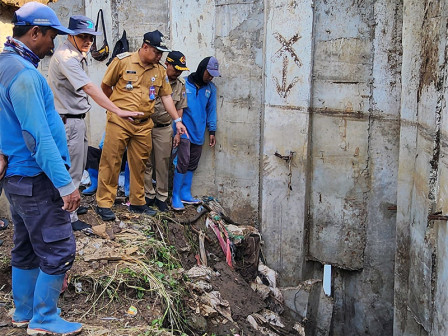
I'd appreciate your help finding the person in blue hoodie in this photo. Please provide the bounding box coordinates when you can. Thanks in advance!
[0,2,82,335]
[171,56,220,210]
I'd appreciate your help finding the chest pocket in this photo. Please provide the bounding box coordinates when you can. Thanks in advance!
[123,72,139,88]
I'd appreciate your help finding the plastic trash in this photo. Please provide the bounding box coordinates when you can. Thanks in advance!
[127,305,138,316]
[80,170,91,186]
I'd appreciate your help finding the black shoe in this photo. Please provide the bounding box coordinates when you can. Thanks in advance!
[129,204,157,216]
[155,198,169,212]
[96,206,116,221]
[77,206,88,215]
[145,197,155,206]
[71,220,91,231]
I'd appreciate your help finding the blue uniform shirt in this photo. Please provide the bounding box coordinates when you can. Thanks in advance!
[178,77,217,145]
[0,48,75,196]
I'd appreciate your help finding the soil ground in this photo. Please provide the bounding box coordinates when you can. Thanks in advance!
[0,191,299,336]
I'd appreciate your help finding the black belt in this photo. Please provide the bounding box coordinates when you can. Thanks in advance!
[153,122,171,128]
[64,113,86,119]
[132,117,149,124]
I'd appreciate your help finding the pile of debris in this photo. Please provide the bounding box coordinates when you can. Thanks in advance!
[0,197,305,335]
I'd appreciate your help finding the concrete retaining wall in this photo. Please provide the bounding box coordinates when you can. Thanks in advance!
[2,0,448,335]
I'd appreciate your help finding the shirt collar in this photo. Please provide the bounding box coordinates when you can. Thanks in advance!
[63,39,87,63]
[134,49,155,69]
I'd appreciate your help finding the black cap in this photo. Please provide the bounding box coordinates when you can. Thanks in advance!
[143,30,171,52]
[166,51,189,71]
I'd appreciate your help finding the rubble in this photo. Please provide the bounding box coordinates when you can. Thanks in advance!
[0,197,329,335]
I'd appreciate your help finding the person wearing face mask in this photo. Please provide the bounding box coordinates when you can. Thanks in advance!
[48,15,143,231]
[0,2,82,334]
[171,56,220,211]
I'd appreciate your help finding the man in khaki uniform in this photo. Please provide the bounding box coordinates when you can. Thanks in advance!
[49,15,142,230]
[144,51,189,212]
[96,30,187,221]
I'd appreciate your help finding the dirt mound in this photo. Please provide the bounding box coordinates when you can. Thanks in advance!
[0,196,301,335]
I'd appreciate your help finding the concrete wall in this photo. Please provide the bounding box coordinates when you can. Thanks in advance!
[395,0,448,335]
[309,1,401,335]
[4,0,448,335]
[260,0,314,284]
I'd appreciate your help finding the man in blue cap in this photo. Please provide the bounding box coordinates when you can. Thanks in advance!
[171,56,220,210]
[48,15,143,230]
[0,2,82,335]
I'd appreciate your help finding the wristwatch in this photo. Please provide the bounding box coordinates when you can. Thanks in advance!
[174,117,182,123]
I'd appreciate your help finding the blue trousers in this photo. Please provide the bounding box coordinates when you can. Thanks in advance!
[3,174,76,275]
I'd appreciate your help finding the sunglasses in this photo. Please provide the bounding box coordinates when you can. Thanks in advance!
[76,34,94,42]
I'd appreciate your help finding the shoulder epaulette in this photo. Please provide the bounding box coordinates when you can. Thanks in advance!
[178,76,185,84]
[116,52,131,59]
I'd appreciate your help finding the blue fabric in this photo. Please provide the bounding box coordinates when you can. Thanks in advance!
[176,77,217,145]
[4,38,39,68]
[28,271,82,334]
[99,132,105,149]
[0,50,74,195]
[13,2,73,35]
[4,174,76,275]
[124,162,130,197]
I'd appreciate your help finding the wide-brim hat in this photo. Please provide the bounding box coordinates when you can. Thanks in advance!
[13,2,73,35]
[69,15,102,36]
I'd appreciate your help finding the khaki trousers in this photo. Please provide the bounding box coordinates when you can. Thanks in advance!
[144,124,173,201]
[65,118,88,223]
[96,113,152,208]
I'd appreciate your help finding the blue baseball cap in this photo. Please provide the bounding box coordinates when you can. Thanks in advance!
[13,2,73,35]
[206,56,221,77]
[68,16,101,36]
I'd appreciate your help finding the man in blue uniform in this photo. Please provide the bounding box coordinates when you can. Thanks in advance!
[171,56,220,210]
[0,2,82,335]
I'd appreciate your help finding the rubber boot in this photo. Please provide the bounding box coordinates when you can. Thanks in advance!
[12,267,39,328]
[27,271,82,336]
[172,170,185,210]
[180,170,201,204]
[124,162,130,197]
[82,168,98,196]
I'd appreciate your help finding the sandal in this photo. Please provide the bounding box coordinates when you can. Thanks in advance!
[0,218,8,231]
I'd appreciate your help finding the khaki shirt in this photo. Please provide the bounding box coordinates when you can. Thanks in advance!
[48,39,91,115]
[151,76,188,125]
[102,51,172,119]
